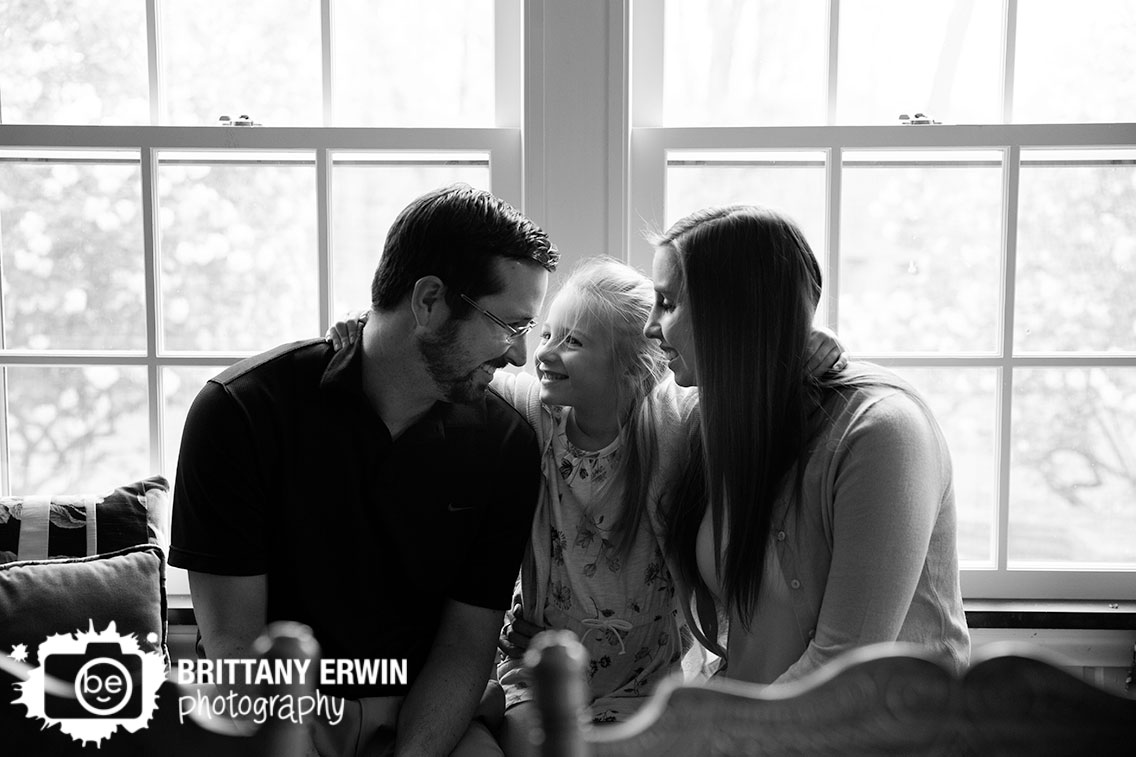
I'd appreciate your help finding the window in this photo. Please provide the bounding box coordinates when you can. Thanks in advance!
[2,0,1133,604]
[631,0,1136,599]
[0,0,520,594]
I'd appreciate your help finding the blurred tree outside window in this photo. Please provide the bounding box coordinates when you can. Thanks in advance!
[0,1,501,501]
[0,0,1133,598]
[653,0,1136,585]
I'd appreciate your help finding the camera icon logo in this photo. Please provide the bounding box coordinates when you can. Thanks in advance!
[10,622,165,746]
[43,642,143,718]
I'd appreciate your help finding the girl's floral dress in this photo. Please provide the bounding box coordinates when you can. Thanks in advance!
[505,406,683,723]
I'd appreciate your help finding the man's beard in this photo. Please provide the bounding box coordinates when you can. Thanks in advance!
[419,320,507,403]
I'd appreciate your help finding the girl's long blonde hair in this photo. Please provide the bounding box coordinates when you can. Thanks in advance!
[550,257,668,556]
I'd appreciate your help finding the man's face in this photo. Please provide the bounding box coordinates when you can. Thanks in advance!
[420,257,548,403]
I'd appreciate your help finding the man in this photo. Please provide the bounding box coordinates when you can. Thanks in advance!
[170,184,558,756]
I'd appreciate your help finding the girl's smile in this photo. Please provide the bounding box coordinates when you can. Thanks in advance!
[533,290,623,444]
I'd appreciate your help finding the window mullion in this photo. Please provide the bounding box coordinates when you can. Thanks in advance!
[495,0,522,128]
[0,208,6,492]
[826,0,840,125]
[608,0,631,260]
[631,0,664,128]
[0,212,6,351]
[322,0,334,126]
[490,129,524,212]
[628,0,664,265]
[996,143,1022,572]
[522,0,546,223]
[146,0,164,125]
[141,146,163,475]
[0,370,9,496]
[628,129,666,274]
[1002,0,1018,124]
[317,148,332,331]
[825,145,841,329]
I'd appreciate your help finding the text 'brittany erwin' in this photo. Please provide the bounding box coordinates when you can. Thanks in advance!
[173,657,409,687]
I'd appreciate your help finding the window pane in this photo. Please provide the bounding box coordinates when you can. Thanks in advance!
[665,151,826,245]
[0,152,146,350]
[1014,0,1136,123]
[334,0,495,127]
[0,0,149,125]
[665,151,830,320]
[5,366,149,493]
[889,367,998,565]
[158,153,318,352]
[1010,368,1136,566]
[840,151,1002,353]
[162,0,321,126]
[837,0,1002,125]
[162,366,220,479]
[331,157,490,317]
[663,0,827,126]
[1015,151,1136,353]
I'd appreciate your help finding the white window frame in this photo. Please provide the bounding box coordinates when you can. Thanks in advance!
[628,0,1136,600]
[0,0,524,595]
[4,0,1135,603]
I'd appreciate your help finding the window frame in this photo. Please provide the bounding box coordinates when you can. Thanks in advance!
[0,0,524,595]
[3,0,1135,603]
[629,0,1136,600]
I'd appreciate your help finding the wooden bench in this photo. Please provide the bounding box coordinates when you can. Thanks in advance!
[528,630,1136,756]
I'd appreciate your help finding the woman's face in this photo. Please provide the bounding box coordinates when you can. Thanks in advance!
[645,245,698,387]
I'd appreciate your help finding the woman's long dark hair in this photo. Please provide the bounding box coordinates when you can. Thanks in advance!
[652,206,824,650]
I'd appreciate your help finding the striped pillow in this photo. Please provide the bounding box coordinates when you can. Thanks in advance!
[0,476,169,565]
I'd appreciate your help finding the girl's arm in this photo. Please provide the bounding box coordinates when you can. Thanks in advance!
[805,327,849,377]
[324,311,368,350]
[497,603,549,660]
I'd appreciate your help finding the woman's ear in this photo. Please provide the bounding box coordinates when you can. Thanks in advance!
[409,276,448,329]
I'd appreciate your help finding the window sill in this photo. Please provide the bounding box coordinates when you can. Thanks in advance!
[167,595,1136,630]
[964,599,1136,630]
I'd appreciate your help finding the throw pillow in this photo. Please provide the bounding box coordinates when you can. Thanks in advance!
[0,543,167,666]
[0,476,169,565]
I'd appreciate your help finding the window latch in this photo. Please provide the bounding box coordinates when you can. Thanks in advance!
[899,112,941,125]
[217,114,261,127]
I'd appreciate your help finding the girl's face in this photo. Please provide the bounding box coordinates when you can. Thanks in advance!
[533,290,621,414]
[645,245,698,387]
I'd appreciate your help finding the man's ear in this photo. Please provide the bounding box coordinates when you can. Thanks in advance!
[409,276,448,328]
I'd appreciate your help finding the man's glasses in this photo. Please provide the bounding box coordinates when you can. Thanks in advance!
[459,294,537,344]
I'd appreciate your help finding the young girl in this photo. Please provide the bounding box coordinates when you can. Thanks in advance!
[328,256,845,754]
[491,258,696,742]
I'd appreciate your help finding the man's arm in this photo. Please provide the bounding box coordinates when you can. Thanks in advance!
[395,599,503,757]
[173,381,318,751]
[191,573,324,757]
[189,572,267,664]
[174,381,270,681]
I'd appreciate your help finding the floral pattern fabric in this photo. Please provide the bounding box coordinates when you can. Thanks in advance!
[504,406,682,722]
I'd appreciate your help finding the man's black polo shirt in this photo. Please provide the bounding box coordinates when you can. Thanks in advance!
[170,338,540,698]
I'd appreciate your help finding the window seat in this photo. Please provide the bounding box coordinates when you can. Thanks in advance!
[167,595,1136,629]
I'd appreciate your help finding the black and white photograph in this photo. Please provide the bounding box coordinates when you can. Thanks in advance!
[0,1,1134,755]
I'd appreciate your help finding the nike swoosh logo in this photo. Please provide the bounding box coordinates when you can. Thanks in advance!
[447,502,476,512]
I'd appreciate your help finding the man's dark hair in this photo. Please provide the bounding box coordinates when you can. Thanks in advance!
[371,184,558,316]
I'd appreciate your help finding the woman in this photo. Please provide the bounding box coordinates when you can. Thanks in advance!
[644,205,969,684]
